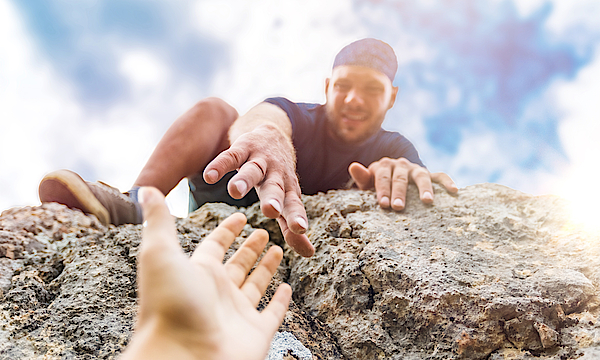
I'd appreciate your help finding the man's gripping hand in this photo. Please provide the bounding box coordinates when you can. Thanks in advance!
[203,123,315,257]
[121,187,292,360]
[349,157,458,210]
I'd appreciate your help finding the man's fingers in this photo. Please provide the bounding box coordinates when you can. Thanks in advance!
[228,159,268,199]
[203,146,250,184]
[390,166,409,211]
[240,245,284,306]
[410,166,435,204]
[192,212,247,262]
[260,283,292,336]
[431,172,459,194]
[374,166,393,208]
[257,177,286,219]
[348,162,373,190]
[277,217,314,257]
[139,187,181,258]
[281,188,308,234]
[224,229,269,287]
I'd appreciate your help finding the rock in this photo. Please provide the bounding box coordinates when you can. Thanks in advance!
[267,332,312,360]
[0,202,343,360]
[287,184,600,359]
[0,183,599,359]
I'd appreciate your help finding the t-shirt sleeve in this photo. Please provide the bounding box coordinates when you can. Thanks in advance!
[264,97,300,132]
[263,97,317,147]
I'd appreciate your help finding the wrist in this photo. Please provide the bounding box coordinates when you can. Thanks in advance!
[121,323,216,360]
[234,123,296,162]
[227,102,293,145]
[255,123,293,144]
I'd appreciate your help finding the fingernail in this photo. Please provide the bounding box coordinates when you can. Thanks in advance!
[393,198,404,208]
[423,191,433,201]
[381,196,390,207]
[206,170,218,183]
[296,217,308,230]
[269,199,282,213]
[235,180,247,195]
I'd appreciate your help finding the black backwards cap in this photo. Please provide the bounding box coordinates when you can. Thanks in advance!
[333,38,398,82]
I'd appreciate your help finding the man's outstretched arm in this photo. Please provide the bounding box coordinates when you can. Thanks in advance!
[120,187,291,360]
[349,158,458,211]
[203,102,315,257]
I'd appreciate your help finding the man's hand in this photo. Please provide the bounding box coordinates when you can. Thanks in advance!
[348,158,458,210]
[203,123,315,257]
[121,186,292,360]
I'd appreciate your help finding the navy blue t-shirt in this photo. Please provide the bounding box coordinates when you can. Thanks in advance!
[264,97,424,195]
[188,97,425,210]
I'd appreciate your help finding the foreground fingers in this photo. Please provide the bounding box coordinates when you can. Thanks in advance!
[225,229,270,287]
[241,245,284,306]
[260,283,292,335]
[139,187,181,259]
[192,212,247,262]
[137,187,185,328]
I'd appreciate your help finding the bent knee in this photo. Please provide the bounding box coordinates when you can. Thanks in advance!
[191,97,239,126]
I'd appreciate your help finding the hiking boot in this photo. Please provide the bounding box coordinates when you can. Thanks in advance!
[38,169,142,226]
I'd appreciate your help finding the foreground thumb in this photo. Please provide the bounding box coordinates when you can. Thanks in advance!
[138,187,179,254]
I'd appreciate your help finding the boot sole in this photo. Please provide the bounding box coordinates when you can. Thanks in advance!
[39,170,111,226]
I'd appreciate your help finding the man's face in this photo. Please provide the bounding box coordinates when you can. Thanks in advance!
[325,65,398,144]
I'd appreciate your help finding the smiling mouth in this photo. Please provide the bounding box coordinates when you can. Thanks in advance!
[342,113,367,122]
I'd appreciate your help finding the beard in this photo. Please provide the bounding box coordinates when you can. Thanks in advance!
[324,104,383,145]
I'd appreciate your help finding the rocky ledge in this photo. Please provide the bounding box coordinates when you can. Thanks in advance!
[1,184,599,359]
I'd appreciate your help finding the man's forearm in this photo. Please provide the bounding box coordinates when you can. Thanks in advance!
[228,102,293,144]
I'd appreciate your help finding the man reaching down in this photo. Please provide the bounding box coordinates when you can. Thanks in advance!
[39,38,457,257]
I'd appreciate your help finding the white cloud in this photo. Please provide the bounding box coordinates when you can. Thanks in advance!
[2,0,600,225]
[506,0,600,229]
[0,0,189,216]
[194,0,366,112]
[119,50,169,91]
[0,0,81,210]
[557,61,600,167]
[513,0,600,57]
[511,0,548,17]
[550,46,600,228]
[0,0,368,216]
[190,0,247,40]
[545,0,600,35]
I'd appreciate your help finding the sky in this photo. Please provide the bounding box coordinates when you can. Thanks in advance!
[1,0,599,227]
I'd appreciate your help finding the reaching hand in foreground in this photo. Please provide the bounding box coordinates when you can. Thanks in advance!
[349,158,458,211]
[121,186,292,360]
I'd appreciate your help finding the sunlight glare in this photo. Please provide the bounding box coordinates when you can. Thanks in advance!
[556,170,600,235]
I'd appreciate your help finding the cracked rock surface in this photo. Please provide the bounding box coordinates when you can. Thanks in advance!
[287,184,600,359]
[0,202,342,359]
[1,184,600,359]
